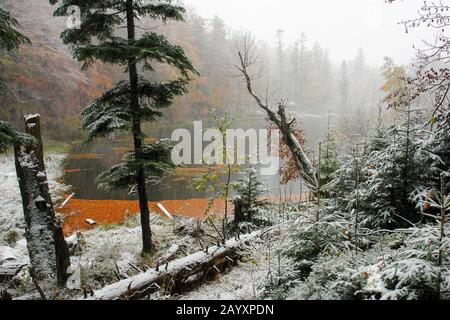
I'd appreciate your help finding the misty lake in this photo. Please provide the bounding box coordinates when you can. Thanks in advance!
[62,137,306,202]
[61,113,329,203]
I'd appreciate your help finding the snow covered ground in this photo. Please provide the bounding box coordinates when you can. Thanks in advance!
[0,153,276,300]
[176,262,263,300]
[0,153,71,296]
[0,153,69,268]
[0,153,69,244]
[64,216,268,297]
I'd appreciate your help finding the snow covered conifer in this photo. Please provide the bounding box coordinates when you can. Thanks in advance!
[319,128,339,198]
[50,0,197,254]
[420,110,450,196]
[232,166,270,224]
[0,120,35,153]
[380,180,449,300]
[361,107,428,228]
[0,7,30,96]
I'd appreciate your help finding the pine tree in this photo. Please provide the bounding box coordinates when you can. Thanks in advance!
[209,16,227,46]
[0,8,30,51]
[0,8,31,152]
[289,40,300,102]
[422,110,450,195]
[320,50,332,104]
[331,143,367,218]
[319,127,339,196]
[232,166,269,223]
[50,0,197,254]
[380,176,449,300]
[298,33,308,104]
[362,107,428,228]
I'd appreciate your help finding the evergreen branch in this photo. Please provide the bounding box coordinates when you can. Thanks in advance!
[0,8,31,51]
[80,78,187,143]
[134,3,185,21]
[0,120,36,153]
[74,32,198,77]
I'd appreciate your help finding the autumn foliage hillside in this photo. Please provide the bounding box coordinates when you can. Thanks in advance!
[0,0,124,139]
[0,0,253,140]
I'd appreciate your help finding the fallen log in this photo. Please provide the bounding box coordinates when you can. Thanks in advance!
[0,262,27,283]
[154,244,180,266]
[81,231,261,300]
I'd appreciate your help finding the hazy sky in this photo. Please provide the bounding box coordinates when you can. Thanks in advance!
[183,0,432,67]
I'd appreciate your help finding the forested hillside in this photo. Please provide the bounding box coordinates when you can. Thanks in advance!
[0,0,121,139]
[0,0,381,141]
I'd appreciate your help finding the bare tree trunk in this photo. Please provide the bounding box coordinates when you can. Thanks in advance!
[223,164,232,238]
[354,150,360,256]
[26,115,70,285]
[14,152,60,285]
[233,198,245,225]
[15,115,70,287]
[126,0,152,254]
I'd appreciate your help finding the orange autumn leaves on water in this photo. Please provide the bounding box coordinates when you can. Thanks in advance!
[58,198,230,236]
[68,154,105,160]
[58,192,312,236]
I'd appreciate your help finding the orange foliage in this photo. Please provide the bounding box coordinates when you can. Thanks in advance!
[267,120,306,185]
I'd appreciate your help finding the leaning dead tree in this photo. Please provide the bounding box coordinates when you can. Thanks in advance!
[234,32,318,192]
[14,114,70,287]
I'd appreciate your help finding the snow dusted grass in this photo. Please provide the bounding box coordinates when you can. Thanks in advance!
[0,153,69,245]
[65,215,216,294]
[0,150,269,299]
[176,262,263,300]
[83,231,262,300]
[0,152,70,296]
[69,216,177,275]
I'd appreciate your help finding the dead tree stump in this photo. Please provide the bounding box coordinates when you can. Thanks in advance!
[14,114,70,286]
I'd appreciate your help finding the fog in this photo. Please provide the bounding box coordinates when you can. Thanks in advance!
[183,0,431,66]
